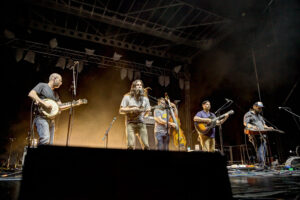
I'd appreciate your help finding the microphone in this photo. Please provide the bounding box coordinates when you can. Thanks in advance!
[278,107,290,110]
[225,98,233,102]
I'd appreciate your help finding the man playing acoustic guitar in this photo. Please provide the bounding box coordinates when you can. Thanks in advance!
[194,100,229,152]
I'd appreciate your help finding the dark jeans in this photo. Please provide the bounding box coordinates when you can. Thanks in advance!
[156,132,169,151]
[249,134,267,166]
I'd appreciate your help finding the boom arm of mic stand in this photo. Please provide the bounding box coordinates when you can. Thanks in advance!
[281,107,300,119]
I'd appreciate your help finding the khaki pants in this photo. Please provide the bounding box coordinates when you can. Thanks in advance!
[126,122,149,149]
[198,133,215,152]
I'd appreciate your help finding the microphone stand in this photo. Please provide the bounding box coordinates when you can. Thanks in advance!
[102,117,117,148]
[280,107,300,119]
[280,107,300,133]
[148,94,176,150]
[214,100,232,155]
[66,62,78,146]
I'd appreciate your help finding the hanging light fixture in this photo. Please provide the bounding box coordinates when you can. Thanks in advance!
[145,60,153,68]
[127,69,134,81]
[120,68,127,80]
[24,51,35,64]
[15,48,24,62]
[56,57,66,69]
[113,52,122,61]
[49,38,58,49]
[173,65,182,73]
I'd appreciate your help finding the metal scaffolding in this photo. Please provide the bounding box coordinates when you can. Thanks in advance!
[26,0,232,63]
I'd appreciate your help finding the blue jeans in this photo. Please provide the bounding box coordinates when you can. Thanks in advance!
[249,134,267,166]
[257,136,267,165]
[156,132,169,151]
[35,116,55,145]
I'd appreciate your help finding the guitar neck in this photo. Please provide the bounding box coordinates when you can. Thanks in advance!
[60,101,80,108]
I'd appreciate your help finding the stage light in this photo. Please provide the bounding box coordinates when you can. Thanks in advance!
[159,76,170,87]
[134,71,141,80]
[4,29,15,39]
[120,68,127,80]
[159,76,164,86]
[179,78,184,90]
[15,48,24,62]
[164,76,170,87]
[66,59,74,69]
[85,48,95,55]
[185,80,190,90]
[113,52,122,61]
[145,60,153,68]
[128,69,133,81]
[173,65,182,73]
[78,61,84,73]
[49,38,58,49]
[24,51,35,64]
[56,57,66,69]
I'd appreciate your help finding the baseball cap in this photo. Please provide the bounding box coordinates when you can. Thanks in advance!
[254,101,264,107]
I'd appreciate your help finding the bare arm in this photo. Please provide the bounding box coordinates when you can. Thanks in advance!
[119,107,139,114]
[193,116,211,123]
[154,116,167,125]
[154,116,176,128]
[217,114,229,126]
[28,90,51,108]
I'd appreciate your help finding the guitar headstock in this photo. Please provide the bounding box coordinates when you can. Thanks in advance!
[164,93,170,101]
[77,99,88,105]
[228,110,234,115]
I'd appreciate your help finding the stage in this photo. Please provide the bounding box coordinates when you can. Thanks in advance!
[1,148,300,200]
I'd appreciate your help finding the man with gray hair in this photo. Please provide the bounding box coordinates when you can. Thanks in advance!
[28,73,69,145]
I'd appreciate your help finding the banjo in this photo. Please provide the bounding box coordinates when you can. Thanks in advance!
[37,98,87,119]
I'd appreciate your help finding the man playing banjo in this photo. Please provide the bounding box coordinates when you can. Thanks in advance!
[28,73,85,145]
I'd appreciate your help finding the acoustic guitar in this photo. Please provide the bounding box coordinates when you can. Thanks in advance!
[195,110,234,135]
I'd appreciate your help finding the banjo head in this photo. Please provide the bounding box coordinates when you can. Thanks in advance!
[42,99,59,118]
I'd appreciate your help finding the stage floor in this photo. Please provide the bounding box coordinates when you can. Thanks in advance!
[1,169,300,200]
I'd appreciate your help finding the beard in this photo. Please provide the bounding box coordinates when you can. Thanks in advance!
[135,88,144,97]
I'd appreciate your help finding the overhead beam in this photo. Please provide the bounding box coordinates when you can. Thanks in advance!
[29,20,191,63]
[29,0,212,49]
[10,39,185,77]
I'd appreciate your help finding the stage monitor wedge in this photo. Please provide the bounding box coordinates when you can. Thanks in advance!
[19,146,233,200]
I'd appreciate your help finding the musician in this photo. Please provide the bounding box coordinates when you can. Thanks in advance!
[193,100,229,152]
[153,98,177,151]
[119,80,151,150]
[243,101,274,167]
[28,73,70,145]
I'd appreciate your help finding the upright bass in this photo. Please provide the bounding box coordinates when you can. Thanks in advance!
[165,93,186,149]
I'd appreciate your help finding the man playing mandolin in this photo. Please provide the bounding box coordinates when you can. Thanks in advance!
[194,100,229,152]
[119,80,151,150]
[28,73,71,145]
